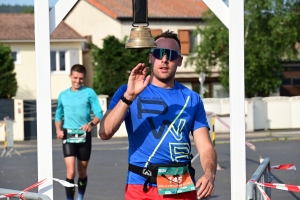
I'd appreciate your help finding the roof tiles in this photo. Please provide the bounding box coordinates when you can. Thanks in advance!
[0,14,84,40]
[87,0,208,19]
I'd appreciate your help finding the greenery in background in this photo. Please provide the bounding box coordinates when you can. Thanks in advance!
[0,4,34,13]
[186,0,300,97]
[91,36,150,96]
[0,45,18,98]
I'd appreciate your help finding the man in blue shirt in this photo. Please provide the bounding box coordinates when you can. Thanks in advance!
[99,31,217,200]
[55,64,103,200]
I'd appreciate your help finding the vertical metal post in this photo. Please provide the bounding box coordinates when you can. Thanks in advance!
[202,0,245,198]
[199,72,206,98]
[34,0,53,198]
[212,115,216,146]
[229,0,245,198]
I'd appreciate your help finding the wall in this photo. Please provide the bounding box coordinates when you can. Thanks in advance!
[64,3,209,81]
[262,96,300,129]
[4,42,83,100]
[3,96,300,141]
[64,0,122,48]
[8,43,37,99]
[50,42,83,99]
[203,96,300,132]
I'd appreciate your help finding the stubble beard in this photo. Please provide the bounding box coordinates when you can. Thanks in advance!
[152,69,176,85]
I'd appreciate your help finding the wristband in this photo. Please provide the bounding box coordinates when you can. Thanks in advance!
[120,95,133,105]
[88,121,95,127]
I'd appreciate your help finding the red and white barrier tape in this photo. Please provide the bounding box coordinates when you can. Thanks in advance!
[271,164,296,170]
[0,178,46,199]
[0,178,77,199]
[245,141,256,151]
[256,182,300,193]
[256,184,271,200]
[214,115,230,130]
[214,114,258,152]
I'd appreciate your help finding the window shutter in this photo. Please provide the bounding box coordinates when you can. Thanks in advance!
[151,29,162,38]
[178,30,190,55]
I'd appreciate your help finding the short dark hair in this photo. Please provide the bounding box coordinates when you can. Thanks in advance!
[70,64,86,76]
[154,30,181,50]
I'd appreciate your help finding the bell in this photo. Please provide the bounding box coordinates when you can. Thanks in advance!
[125,26,157,49]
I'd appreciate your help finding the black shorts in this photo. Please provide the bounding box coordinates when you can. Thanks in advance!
[62,129,92,161]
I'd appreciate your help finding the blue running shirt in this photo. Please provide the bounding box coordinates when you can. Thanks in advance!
[55,86,103,129]
[109,81,209,185]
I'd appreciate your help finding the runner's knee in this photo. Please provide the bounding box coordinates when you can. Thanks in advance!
[77,167,87,178]
[66,170,76,179]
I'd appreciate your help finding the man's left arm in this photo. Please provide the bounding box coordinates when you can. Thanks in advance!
[193,127,217,199]
[82,90,103,132]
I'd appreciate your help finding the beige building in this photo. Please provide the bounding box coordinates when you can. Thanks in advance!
[64,0,227,98]
[0,13,87,100]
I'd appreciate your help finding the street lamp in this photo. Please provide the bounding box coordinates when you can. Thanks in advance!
[199,72,206,98]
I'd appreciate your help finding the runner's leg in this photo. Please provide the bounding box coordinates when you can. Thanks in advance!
[65,156,76,200]
[77,160,89,200]
[76,131,91,200]
[63,142,77,200]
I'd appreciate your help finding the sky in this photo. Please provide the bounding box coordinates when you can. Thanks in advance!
[0,0,59,7]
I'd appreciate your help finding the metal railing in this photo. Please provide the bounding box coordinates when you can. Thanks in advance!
[0,188,50,200]
[246,157,272,200]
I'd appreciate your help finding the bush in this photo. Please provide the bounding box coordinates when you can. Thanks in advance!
[0,45,17,98]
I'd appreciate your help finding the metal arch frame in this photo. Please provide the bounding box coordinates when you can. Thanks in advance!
[34,0,78,199]
[34,0,245,199]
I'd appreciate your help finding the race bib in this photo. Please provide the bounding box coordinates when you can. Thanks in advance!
[65,129,86,143]
[156,165,195,195]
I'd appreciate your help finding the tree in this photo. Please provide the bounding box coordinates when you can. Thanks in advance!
[185,0,300,97]
[0,45,17,98]
[91,36,149,96]
[21,7,34,13]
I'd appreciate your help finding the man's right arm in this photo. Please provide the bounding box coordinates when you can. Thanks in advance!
[98,92,134,140]
[55,121,64,139]
[55,94,64,139]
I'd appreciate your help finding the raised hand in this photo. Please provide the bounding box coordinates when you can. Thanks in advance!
[124,63,150,100]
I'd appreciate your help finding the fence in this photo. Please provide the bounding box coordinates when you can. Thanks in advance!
[1,118,20,157]
[203,96,300,132]
[0,188,50,200]
[246,157,272,200]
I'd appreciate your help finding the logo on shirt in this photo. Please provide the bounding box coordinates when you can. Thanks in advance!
[142,169,152,176]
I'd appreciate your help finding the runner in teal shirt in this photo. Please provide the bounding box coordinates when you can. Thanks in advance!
[55,64,103,200]
[55,86,103,129]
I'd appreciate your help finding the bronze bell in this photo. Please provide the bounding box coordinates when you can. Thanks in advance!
[125,26,157,49]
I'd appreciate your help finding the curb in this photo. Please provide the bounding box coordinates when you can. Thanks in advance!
[215,137,300,144]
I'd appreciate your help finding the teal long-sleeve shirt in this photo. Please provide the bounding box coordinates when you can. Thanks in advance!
[55,86,103,129]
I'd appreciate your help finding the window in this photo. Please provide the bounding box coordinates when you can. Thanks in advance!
[189,30,197,52]
[282,78,291,86]
[50,51,56,71]
[212,83,229,98]
[293,78,300,86]
[11,50,21,64]
[50,49,79,73]
[11,52,17,61]
[50,50,66,72]
[178,30,198,55]
[151,29,162,38]
[59,51,65,71]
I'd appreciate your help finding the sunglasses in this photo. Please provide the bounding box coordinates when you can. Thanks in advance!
[150,48,181,61]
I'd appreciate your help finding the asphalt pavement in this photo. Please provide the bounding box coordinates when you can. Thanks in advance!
[0,129,299,200]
